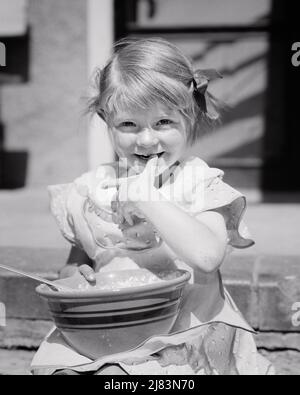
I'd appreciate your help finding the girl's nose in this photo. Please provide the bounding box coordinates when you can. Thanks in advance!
[136,128,159,148]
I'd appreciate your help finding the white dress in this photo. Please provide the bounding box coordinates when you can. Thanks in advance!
[31,156,274,375]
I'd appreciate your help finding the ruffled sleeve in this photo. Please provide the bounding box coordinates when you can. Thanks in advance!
[170,157,255,250]
[208,193,255,249]
[47,171,97,255]
[197,162,254,249]
[47,183,79,247]
[47,167,119,261]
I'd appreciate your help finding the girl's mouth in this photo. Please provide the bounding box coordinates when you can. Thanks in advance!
[134,152,165,162]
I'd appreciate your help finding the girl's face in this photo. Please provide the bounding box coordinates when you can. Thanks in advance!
[108,103,189,174]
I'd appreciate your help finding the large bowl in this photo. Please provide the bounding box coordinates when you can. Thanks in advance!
[36,269,191,359]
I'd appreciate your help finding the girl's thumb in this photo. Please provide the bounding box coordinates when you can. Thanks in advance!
[144,156,159,179]
[79,264,96,284]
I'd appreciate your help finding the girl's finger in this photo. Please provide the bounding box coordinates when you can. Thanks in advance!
[102,179,121,189]
[124,210,134,226]
[134,210,146,219]
[112,212,120,224]
[79,264,96,283]
[102,175,139,190]
[143,156,159,181]
[117,211,126,225]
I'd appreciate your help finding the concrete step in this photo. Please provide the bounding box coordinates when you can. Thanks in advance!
[0,349,35,376]
[0,349,299,375]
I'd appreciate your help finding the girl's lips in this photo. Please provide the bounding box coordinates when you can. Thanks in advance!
[134,152,165,161]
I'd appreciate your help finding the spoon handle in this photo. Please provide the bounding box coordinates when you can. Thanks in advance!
[0,263,72,291]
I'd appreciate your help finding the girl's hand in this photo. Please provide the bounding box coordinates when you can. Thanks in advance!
[107,157,160,226]
[104,157,160,204]
[59,264,96,284]
[111,192,146,227]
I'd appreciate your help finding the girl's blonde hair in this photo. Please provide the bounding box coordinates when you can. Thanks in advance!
[88,37,221,144]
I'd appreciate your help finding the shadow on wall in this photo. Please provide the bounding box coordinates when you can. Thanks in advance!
[189,1,300,197]
[185,25,268,191]
[0,30,30,189]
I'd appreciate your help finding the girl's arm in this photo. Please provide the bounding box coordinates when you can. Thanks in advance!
[104,158,228,273]
[136,197,228,274]
[59,246,96,282]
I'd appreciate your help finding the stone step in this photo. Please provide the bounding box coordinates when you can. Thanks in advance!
[0,247,67,349]
[0,348,299,375]
[0,350,35,376]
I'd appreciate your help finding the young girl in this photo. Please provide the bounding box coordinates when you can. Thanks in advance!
[32,38,274,375]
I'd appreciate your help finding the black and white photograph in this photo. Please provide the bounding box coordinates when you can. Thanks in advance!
[0,0,300,377]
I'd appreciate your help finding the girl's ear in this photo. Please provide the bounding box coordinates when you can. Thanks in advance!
[97,109,106,122]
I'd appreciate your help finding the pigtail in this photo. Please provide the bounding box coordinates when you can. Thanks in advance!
[85,67,111,123]
[86,67,103,115]
[192,69,223,120]
[189,69,228,142]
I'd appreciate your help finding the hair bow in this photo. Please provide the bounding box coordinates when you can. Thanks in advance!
[192,69,223,117]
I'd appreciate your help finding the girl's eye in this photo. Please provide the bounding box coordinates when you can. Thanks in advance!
[157,119,173,126]
[120,121,137,128]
